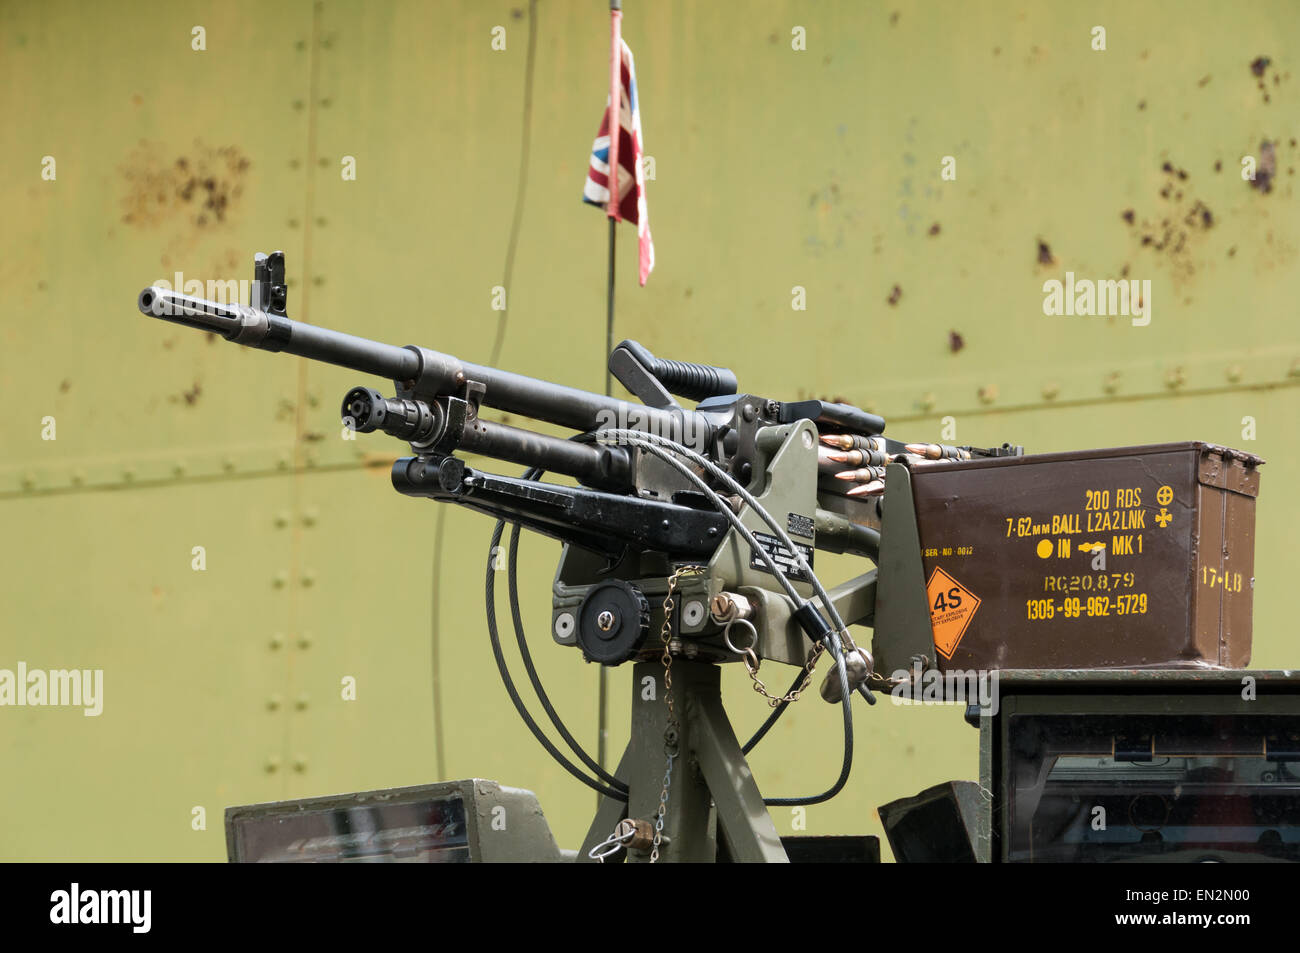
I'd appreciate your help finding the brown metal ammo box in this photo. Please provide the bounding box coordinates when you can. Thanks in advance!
[906,442,1262,671]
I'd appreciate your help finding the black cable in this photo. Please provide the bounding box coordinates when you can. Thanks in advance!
[507,516,628,792]
[430,506,448,779]
[485,517,628,801]
[433,0,539,780]
[763,633,855,806]
[742,669,807,755]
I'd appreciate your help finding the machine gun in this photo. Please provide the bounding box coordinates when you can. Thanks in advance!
[138,251,1281,864]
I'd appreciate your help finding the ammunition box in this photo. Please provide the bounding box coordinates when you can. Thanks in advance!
[907,442,1262,671]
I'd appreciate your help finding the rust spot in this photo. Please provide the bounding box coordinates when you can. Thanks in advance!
[1250,140,1276,193]
[1121,209,1135,224]
[1120,264,1130,278]
[1036,240,1055,265]
[928,222,941,236]
[886,284,902,306]
[131,93,143,106]
[948,331,964,353]
[1197,74,1211,87]
[302,431,326,442]
[182,382,202,405]
[119,140,250,231]
[1250,56,1270,77]
[59,379,71,393]
[1137,100,1146,110]
[1214,160,1222,172]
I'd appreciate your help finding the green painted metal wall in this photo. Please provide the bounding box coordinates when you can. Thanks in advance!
[1,0,1296,860]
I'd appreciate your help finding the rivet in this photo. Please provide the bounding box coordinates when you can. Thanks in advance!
[273,511,290,528]
[70,470,85,486]
[171,462,186,477]
[21,472,36,490]
[317,157,329,168]
[297,633,313,650]
[277,455,290,470]
[306,392,320,408]
[222,457,236,472]
[292,99,304,111]
[272,571,289,589]
[266,694,282,711]
[265,756,281,773]
[312,275,325,287]
[300,571,316,588]
[1288,358,1300,378]
[289,158,301,169]
[287,218,300,229]
[301,506,319,527]
[315,217,328,228]
[268,634,284,650]
[918,392,936,411]
[121,467,135,482]
[295,694,310,711]
[1103,372,1121,394]
[292,757,308,773]
[1226,364,1243,383]
[319,98,332,109]
[977,384,998,404]
[1041,383,1059,400]
[1165,367,1185,389]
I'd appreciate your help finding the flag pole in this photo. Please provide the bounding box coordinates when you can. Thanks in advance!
[598,0,623,783]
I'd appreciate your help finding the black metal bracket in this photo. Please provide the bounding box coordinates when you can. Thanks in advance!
[392,456,729,560]
[252,251,288,316]
[870,463,937,679]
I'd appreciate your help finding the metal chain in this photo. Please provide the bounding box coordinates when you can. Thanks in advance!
[650,565,702,863]
[728,620,827,708]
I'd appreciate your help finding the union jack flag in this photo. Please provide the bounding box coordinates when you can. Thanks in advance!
[583,38,655,285]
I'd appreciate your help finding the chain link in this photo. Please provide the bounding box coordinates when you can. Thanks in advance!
[649,565,702,864]
[737,634,826,707]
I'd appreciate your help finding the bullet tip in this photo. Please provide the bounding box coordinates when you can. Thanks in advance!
[847,480,886,497]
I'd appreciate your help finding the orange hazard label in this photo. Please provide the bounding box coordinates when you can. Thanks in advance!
[926,567,981,659]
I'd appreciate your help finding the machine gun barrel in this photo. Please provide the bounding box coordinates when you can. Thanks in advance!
[137,286,709,438]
